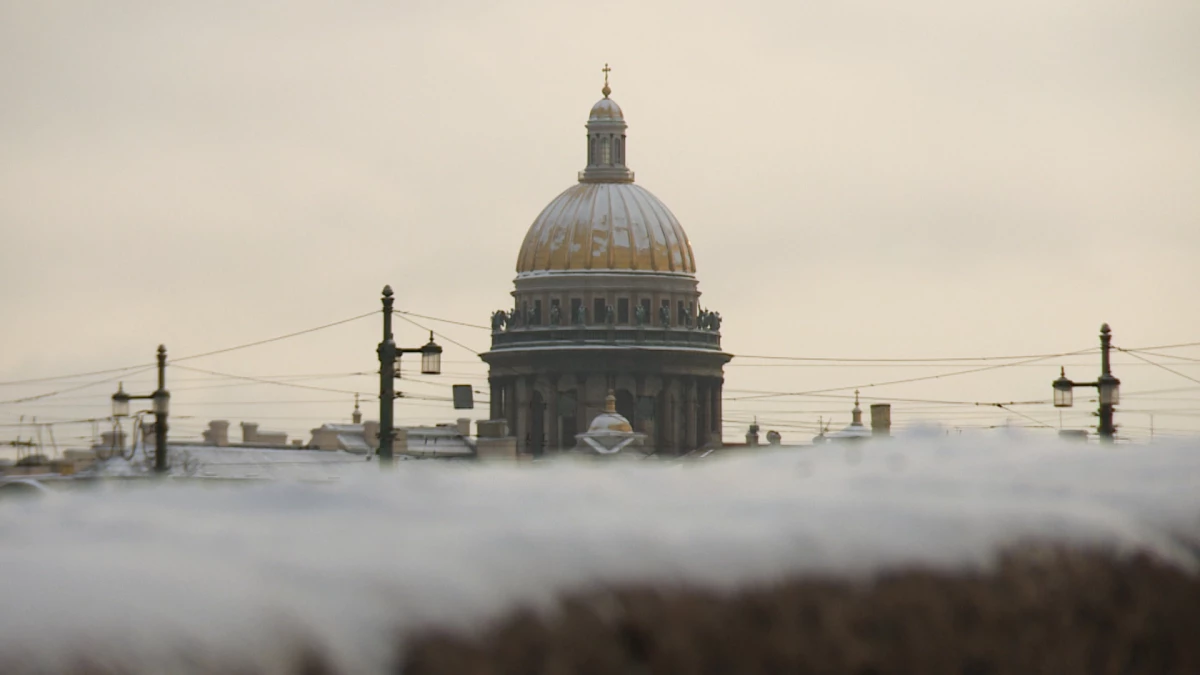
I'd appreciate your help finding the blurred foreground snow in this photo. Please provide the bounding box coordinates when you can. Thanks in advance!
[1,434,1198,674]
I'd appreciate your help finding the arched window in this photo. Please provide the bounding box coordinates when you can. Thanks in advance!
[600,137,611,165]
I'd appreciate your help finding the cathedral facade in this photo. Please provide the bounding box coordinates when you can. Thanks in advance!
[481,76,731,455]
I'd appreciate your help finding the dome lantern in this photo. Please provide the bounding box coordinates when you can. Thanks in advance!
[580,63,634,184]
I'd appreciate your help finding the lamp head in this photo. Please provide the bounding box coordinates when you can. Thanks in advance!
[420,331,443,375]
[111,383,131,418]
[1098,373,1120,406]
[1052,367,1074,408]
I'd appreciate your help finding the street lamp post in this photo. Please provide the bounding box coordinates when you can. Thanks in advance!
[111,345,171,472]
[1052,323,1121,443]
[377,285,442,466]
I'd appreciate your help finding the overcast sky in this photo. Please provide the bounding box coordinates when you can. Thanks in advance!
[2,0,1198,447]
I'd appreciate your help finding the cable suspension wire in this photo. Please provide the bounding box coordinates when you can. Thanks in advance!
[730,348,1097,363]
[1121,340,1200,352]
[726,349,1094,402]
[0,366,158,406]
[1122,349,1200,364]
[171,310,376,363]
[0,363,155,387]
[1116,348,1200,387]
[171,364,373,397]
[395,310,489,331]
[171,365,452,403]
[392,311,481,355]
[993,403,1054,429]
[723,389,1049,407]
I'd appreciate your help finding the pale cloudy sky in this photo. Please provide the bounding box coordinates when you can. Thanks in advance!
[2,0,1198,446]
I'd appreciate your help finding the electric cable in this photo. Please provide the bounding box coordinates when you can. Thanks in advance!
[392,311,481,355]
[0,366,158,406]
[726,348,1094,402]
[171,311,376,363]
[395,310,489,331]
[1117,348,1200,387]
[171,364,373,397]
[731,348,1098,363]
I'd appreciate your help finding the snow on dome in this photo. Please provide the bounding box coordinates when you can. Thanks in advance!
[514,76,697,276]
[588,392,634,433]
[515,182,696,275]
[589,97,624,122]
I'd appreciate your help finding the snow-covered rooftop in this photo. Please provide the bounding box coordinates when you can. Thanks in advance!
[0,433,1197,673]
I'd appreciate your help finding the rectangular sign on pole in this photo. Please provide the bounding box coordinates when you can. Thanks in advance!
[452,384,474,410]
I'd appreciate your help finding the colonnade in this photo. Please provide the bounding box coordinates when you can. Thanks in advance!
[489,371,724,456]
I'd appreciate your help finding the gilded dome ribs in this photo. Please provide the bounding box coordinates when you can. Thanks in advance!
[512,90,697,278]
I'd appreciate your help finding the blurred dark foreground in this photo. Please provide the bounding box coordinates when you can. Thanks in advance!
[404,546,1200,675]
[21,545,1200,675]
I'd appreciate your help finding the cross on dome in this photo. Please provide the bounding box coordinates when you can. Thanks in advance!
[601,63,612,97]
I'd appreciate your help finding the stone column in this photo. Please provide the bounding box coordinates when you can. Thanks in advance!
[489,378,502,420]
[575,373,587,433]
[514,377,531,454]
[546,375,560,451]
[710,374,720,444]
[506,380,518,438]
[684,377,698,451]
[657,375,671,452]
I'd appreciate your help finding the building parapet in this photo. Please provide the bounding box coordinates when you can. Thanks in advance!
[489,325,722,351]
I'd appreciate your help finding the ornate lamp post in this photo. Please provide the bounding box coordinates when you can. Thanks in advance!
[1052,323,1121,443]
[111,345,171,472]
[377,285,442,466]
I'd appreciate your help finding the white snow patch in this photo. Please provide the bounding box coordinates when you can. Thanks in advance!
[1,435,1198,673]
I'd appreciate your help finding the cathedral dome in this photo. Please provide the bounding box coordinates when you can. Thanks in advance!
[515,182,696,276]
[589,97,624,121]
[515,74,696,277]
[587,392,634,433]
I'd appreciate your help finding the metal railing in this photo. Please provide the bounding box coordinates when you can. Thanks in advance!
[489,324,722,351]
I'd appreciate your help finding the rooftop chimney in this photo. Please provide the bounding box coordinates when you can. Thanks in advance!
[870,404,891,437]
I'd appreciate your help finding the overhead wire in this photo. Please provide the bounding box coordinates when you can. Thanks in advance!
[171,310,376,362]
[171,364,373,397]
[731,348,1099,363]
[1117,348,1200,387]
[394,310,489,331]
[393,311,481,355]
[0,366,158,406]
[726,348,1094,402]
[0,363,155,387]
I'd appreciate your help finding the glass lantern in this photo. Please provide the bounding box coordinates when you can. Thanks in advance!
[111,383,131,418]
[420,332,443,375]
[153,389,171,416]
[1052,368,1074,408]
[1098,374,1120,406]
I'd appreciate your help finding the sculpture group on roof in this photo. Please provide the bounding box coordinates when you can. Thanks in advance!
[491,304,722,332]
[697,307,721,331]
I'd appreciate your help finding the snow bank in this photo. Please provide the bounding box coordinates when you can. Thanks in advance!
[1,434,1197,674]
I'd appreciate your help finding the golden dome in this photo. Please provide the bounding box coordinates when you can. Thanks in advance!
[589,97,624,121]
[587,391,634,433]
[515,182,696,275]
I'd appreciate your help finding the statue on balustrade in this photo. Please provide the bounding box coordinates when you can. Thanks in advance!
[490,310,508,332]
